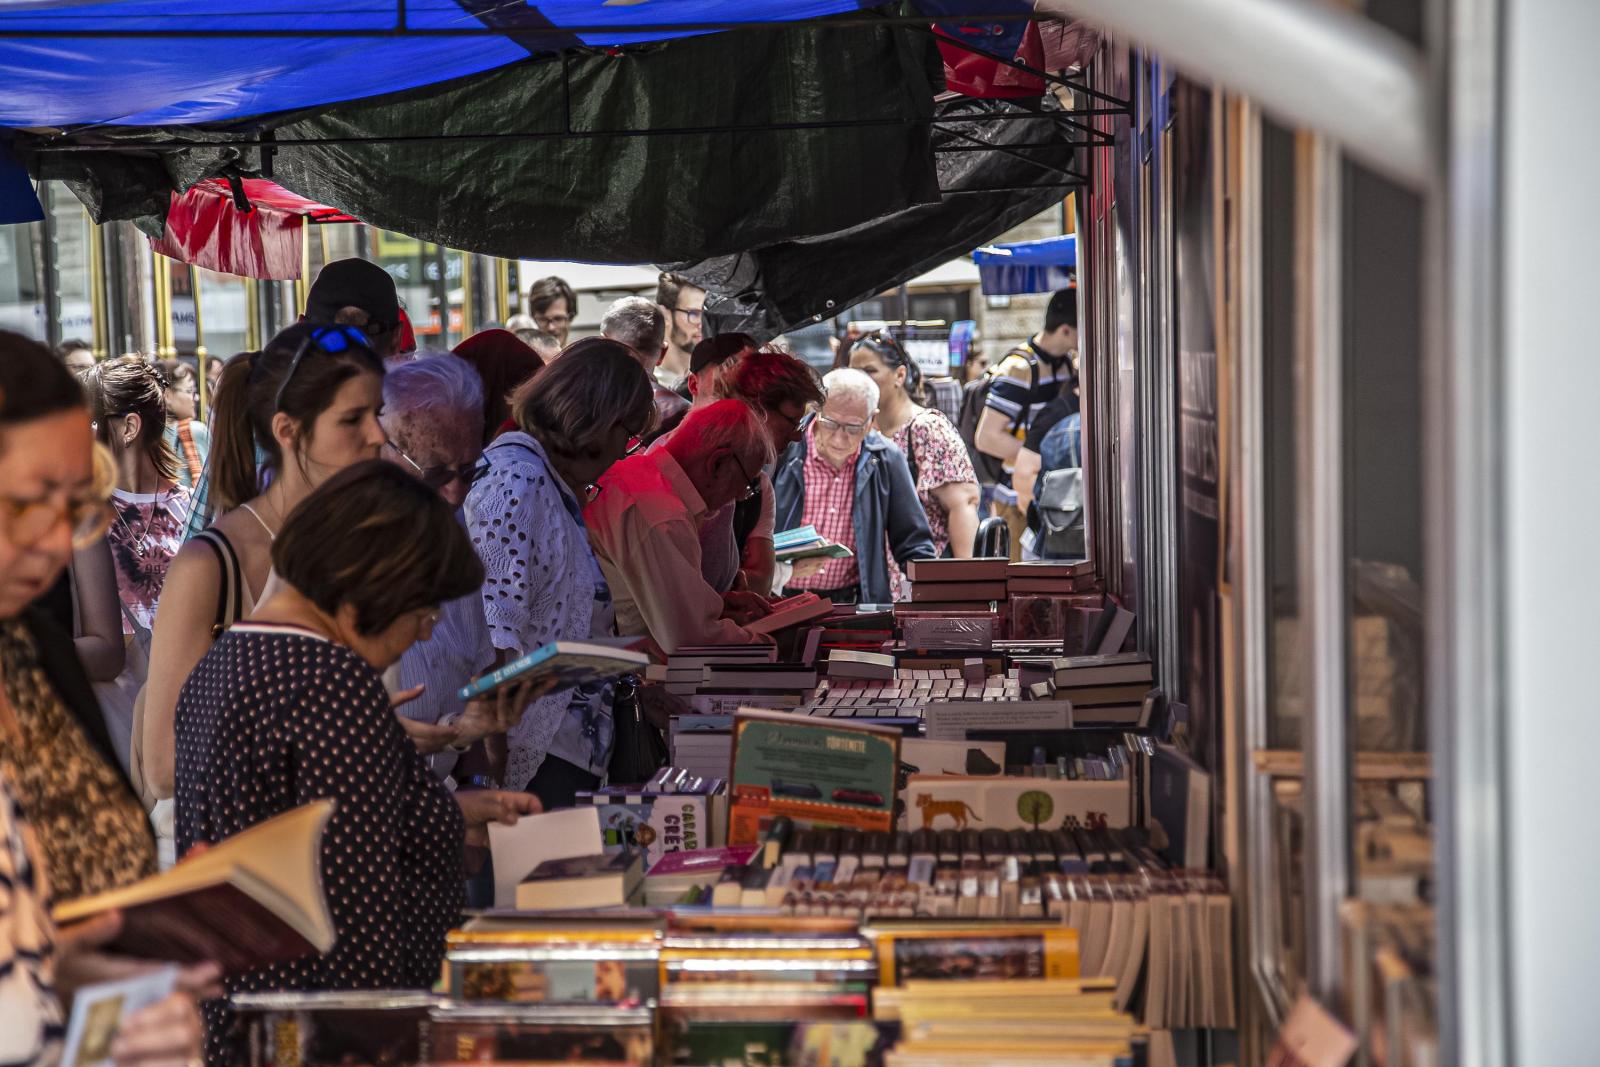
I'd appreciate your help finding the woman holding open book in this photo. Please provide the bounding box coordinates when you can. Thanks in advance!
[0,331,204,1067]
[463,341,656,808]
[174,461,541,1065]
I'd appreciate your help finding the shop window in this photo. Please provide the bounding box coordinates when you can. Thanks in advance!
[368,230,469,348]
[45,189,94,346]
[0,219,45,339]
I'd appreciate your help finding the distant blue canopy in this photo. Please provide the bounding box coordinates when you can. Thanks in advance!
[0,0,881,126]
[973,233,1076,295]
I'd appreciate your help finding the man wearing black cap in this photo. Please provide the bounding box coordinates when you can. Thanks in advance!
[303,258,405,358]
[686,333,757,409]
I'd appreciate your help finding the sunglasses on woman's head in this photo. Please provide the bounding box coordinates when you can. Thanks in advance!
[274,325,376,411]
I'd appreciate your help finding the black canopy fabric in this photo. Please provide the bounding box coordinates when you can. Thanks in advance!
[29,22,946,263]
[668,96,1082,339]
[21,16,1091,330]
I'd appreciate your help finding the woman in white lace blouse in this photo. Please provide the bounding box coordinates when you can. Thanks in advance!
[463,339,656,807]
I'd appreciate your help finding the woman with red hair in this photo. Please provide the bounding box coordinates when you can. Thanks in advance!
[453,329,546,446]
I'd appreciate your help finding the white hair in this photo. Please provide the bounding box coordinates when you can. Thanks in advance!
[667,397,775,472]
[600,296,666,358]
[822,366,880,415]
[381,353,485,441]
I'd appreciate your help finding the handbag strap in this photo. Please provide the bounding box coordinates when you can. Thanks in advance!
[192,528,245,639]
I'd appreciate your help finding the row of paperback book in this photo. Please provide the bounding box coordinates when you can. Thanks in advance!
[228,910,1166,1066]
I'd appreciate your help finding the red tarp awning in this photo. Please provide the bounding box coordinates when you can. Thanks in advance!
[152,178,358,280]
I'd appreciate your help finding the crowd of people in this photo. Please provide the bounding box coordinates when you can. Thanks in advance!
[0,258,1080,1066]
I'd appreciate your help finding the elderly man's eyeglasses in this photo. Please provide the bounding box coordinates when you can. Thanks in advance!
[0,490,113,550]
[389,441,486,492]
[730,451,761,500]
[275,325,375,412]
[815,413,868,438]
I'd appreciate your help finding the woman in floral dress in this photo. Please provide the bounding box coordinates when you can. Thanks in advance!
[847,332,981,598]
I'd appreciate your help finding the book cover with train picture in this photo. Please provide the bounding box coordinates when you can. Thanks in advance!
[727,709,901,845]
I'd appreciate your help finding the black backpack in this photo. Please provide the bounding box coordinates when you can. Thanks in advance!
[956,345,1039,486]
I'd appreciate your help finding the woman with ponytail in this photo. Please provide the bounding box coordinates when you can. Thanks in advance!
[847,332,981,593]
[142,325,387,811]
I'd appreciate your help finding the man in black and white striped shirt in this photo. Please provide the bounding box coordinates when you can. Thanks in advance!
[972,289,1079,559]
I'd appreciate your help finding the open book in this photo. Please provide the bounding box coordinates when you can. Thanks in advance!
[744,592,835,635]
[773,525,854,563]
[456,638,650,701]
[53,801,335,974]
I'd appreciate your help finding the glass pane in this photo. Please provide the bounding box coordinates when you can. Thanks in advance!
[47,192,94,346]
[1261,119,1302,752]
[1257,117,1305,994]
[0,220,46,339]
[168,258,198,358]
[367,230,464,349]
[195,267,249,362]
[1341,158,1434,1059]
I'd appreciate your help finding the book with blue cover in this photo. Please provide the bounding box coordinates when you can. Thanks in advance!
[456,639,650,701]
[773,525,822,550]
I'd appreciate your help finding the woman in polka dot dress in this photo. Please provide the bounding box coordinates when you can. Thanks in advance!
[174,462,541,1064]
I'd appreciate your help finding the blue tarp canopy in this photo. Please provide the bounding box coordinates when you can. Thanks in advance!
[973,232,1076,294]
[0,1,880,127]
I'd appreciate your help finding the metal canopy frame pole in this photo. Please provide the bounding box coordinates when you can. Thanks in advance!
[1035,0,1431,190]
[921,24,1133,118]
[30,112,1113,154]
[1427,0,1509,1060]
[1294,128,1348,1007]
[0,9,1048,38]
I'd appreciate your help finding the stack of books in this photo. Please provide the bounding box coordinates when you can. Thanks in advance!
[231,991,442,1067]
[1006,559,1099,596]
[668,716,736,781]
[437,912,663,1061]
[658,915,878,1065]
[1004,561,1102,646]
[823,649,897,682]
[875,977,1141,1065]
[1052,652,1155,726]
[646,645,777,696]
[643,844,758,907]
[903,558,1010,610]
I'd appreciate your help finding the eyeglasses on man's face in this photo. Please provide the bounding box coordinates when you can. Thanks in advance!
[669,306,704,325]
[535,312,571,330]
[815,413,869,438]
[729,450,761,500]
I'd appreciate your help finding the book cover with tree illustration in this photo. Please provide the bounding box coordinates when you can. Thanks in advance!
[900,777,1130,832]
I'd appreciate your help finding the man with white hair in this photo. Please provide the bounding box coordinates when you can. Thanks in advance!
[601,295,690,441]
[773,367,935,604]
[380,355,514,771]
[585,399,776,653]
